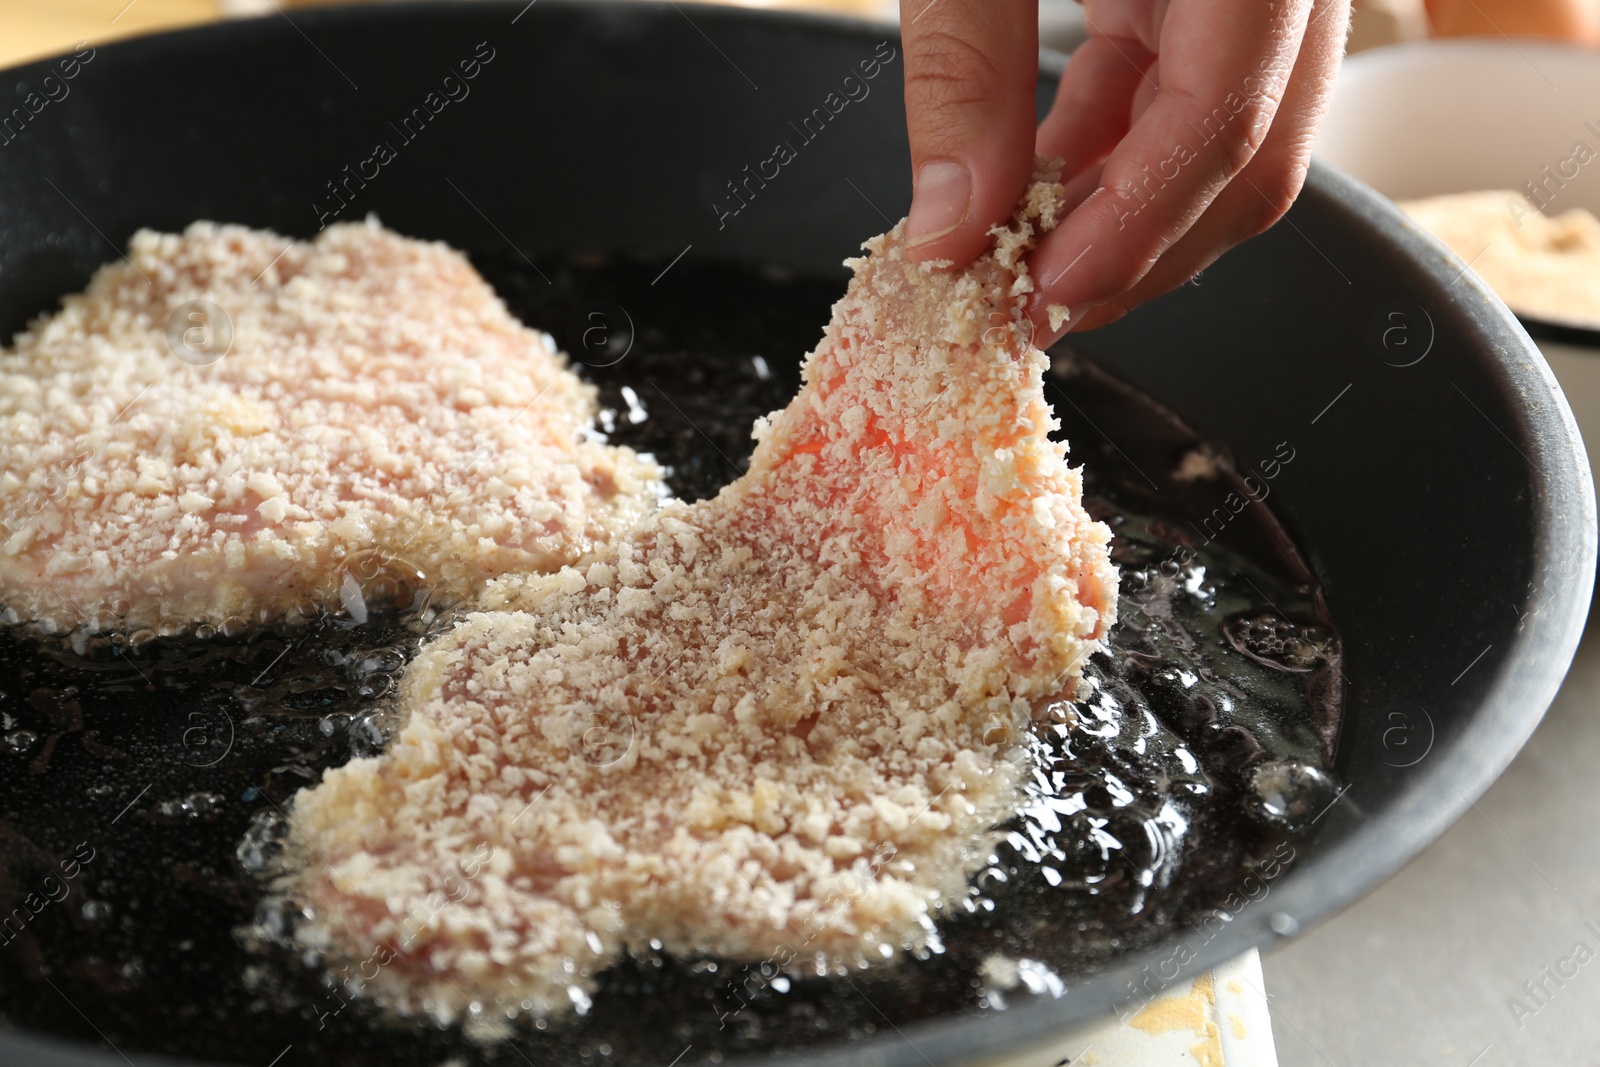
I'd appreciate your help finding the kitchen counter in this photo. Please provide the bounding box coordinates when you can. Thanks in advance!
[1265,618,1600,1065]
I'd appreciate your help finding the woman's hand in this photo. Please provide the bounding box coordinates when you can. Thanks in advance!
[900,0,1352,345]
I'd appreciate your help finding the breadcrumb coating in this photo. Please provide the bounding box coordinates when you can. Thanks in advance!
[286,163,1118,1023]
[0,219,660,633]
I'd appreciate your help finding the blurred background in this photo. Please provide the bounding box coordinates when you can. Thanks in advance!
[11,0,1599,70]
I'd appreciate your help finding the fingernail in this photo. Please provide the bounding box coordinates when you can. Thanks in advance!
[906,161,971,248]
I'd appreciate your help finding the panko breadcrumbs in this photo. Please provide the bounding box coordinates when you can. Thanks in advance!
[285,162,1119,1024]
[1400,190,1600,326]
[0,219,660,634]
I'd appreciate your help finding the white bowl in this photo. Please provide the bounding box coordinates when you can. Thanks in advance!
[1317,39,1600,475]
[1318,39,1600,214]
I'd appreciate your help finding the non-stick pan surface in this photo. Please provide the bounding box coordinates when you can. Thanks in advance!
[0,4,1593,1065]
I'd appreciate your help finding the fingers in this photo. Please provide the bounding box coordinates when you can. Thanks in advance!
[1057,0,1351,336]
[1025,0,1322,339]
[899,0,1040,267]
[1033,34,1154,181]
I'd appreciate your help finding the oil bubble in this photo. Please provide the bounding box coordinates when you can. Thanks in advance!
[1244,759,1341,833]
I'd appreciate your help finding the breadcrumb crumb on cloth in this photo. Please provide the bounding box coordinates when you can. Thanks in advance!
[285,161,1119,1023]
[0,220,660,634]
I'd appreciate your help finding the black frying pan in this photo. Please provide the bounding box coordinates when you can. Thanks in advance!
[0,3,1593,1065]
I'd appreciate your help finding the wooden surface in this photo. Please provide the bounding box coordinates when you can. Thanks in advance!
[0,0,224,68]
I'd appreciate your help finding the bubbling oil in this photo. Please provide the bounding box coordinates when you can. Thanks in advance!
[0,256,1342,1065]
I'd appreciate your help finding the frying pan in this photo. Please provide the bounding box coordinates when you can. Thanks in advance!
[0,3,1592,1064]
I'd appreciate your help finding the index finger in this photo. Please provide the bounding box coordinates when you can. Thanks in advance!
[1026,0,1315,325]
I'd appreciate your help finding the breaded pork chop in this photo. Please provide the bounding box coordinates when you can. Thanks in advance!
[285,163,1118,1023]
[0,220,659,634]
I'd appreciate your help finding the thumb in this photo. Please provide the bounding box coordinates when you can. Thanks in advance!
[900,0,1040,267]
